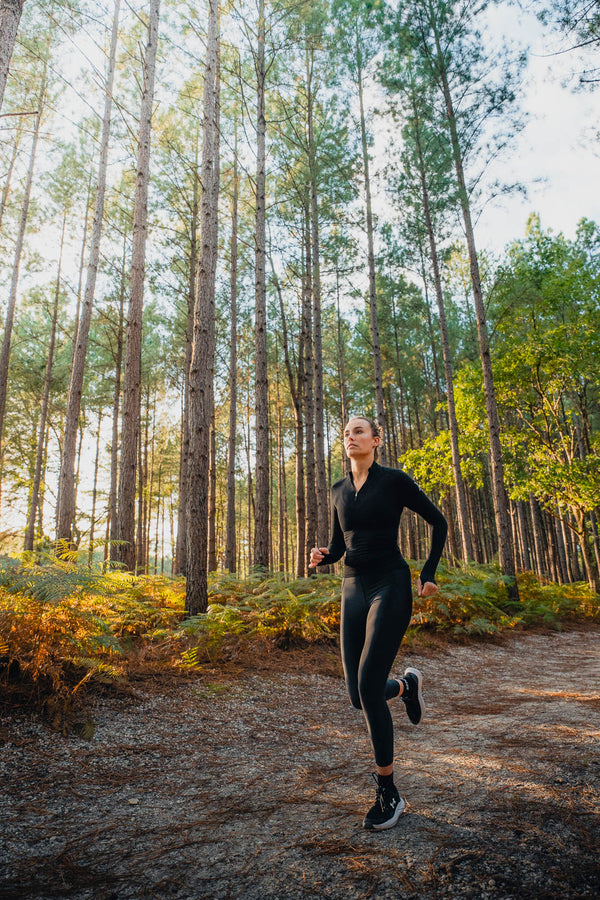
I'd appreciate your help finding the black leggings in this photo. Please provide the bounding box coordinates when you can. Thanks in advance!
[340,567,413,768]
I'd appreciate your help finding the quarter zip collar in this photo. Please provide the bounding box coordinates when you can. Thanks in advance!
[349,460,379,497]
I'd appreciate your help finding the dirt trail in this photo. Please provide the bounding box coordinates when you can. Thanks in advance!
[1,629,599,899]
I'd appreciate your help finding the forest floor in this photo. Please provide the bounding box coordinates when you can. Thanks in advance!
[1,628,599,900]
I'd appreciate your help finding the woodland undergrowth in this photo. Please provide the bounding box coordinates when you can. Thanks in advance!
[0,552,597,731]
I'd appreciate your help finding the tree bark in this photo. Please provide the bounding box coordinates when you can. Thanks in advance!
[302,209,317,567]
[115,0,160,571]
[88,407,103,566]
[185,0,220,615]
[24,214,65,552]
[0,0,25,112]
[105,237,127,563]
[411,102,473,561]
[0,116,22,230]
[432,27,517,596]
[0,61,45,486]
[306,43,329,557]
[273,263,306,577]
[56,0,121,545]
[174,118,200,576]
[356,41,386,460]
[225,125,239,573]
[253,0,269,569]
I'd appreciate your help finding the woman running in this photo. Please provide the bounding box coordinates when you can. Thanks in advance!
[310,416,447,831]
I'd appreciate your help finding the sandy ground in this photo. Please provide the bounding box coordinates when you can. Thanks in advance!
[1,629,599,900]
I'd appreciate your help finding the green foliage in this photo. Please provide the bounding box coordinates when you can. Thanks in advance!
[178,572,341,664]
[411,562,599,636]
[1,553,597,731]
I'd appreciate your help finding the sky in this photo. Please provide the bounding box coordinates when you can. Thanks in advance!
[465,4,600,254]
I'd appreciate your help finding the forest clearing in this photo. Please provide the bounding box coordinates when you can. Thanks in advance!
[2,0,600,894]
[1,561,600,898]
[1,624,599,900]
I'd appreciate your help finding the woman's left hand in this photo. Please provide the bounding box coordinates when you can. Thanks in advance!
[417,578,438,598]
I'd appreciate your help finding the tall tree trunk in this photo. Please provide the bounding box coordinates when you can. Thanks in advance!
[71,172,94,372]
[356,42,386,460]
[105,237,127,563]
[529,493,547,579]
[302,210,317,566]
[433,28,516,596]
[0,116,22,230]
[306,43,329,556]
[572,507,599,594]
[411,103,473,561]
[56,0,121,544]
[276,370,286,572]
[115,0,160,571]
[88,407,103,566]
[273,262,306,577]
[225,125,239,573]
[0,61,45,485]
[24,214,65,552]
[253,0,269,569]
[175,118,200,576]
[516,500,531,571]
[0,0,25,112]
[185,0,220,615]
[208,414,217,572]
[335,272,350,476]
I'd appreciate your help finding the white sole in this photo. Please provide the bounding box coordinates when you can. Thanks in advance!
[404,666,425,723]
[367,797,406,831]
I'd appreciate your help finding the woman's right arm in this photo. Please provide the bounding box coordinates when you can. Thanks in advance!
[311,504,346,567]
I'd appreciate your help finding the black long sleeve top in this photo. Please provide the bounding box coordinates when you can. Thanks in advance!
[318,461,448,584]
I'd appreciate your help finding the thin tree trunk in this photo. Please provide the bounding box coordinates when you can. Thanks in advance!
[208,414,217,572]
[88,407,103,566]
[175,118,200,576]
[433,29,516,596]
[306,43,329,556]
[0,62,45,478]
[529,493,547,580]
[106,237,126,563]
[572,507,599,594]
[276,384,286,573]
[0,116,22,230]
[24,214,65,552]
[356,44,386,458]
[412,108,473,561]
[335,269,348,435]
[56,0,121,544]
[302,211,317,567]
[71,172,94,371]
[154,465,161,575]
[115,0,160,571]
[225,125,239,573]
[0,0,25,112]
[253,0,269,569]
[272,261,306,577]
[516,500,531,571]
[186,0,219,614]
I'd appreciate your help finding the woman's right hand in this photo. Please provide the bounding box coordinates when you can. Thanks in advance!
[309,546,328,568]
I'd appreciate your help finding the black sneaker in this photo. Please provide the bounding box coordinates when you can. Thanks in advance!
[363,778,406,831]
[401,667,425,725]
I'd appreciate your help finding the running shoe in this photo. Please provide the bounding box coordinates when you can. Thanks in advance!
[363,779,406,831]
[401,667,425,725]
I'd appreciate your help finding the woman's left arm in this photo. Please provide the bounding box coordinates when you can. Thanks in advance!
[400,473,448,593]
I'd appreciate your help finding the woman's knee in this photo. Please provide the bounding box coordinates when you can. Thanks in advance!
[357,671,379,712]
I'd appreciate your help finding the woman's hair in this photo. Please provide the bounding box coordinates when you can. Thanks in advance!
[347,415,382,440]
[346,415,382,459]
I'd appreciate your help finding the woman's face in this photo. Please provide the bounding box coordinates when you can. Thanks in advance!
[343,418,379,460]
